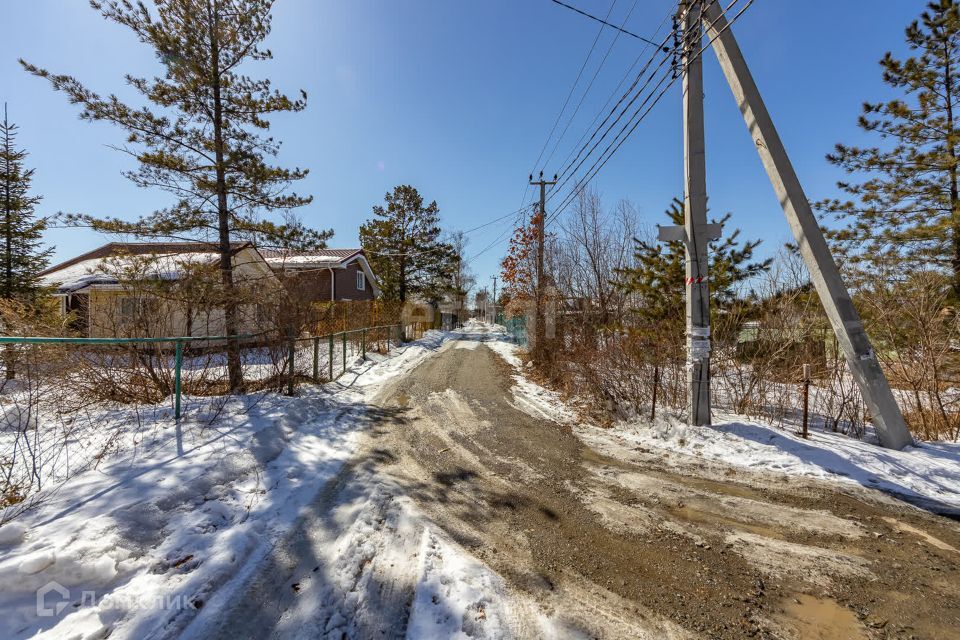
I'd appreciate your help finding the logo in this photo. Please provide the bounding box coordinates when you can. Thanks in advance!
[37,581,70,617]
[401,301,434,325]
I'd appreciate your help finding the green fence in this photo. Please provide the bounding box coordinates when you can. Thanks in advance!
[500,315,528,347]
[0,323,420,421]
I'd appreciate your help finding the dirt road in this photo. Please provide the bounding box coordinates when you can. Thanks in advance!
[203,333,960,639]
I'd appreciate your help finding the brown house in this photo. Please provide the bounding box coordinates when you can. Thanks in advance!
[260,248,380,303]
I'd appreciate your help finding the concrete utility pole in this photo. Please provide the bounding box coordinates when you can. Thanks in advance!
[680,0,711,427]
[658,1,719,426]
[490,275,498,323]
[701,0,913,449]
[529,171,557,356]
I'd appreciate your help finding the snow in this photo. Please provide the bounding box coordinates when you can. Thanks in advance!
[0,330,450,640]
[618,414,960,513]
[263,254,350,267]
[487,327,960,517]
[6,319,959,639]
[41,252,223,290]
[0,522,28,546]
[407,527,513,640]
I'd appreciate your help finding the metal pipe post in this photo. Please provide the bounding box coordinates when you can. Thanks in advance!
[174,340,183,420]
[288,338,295,396]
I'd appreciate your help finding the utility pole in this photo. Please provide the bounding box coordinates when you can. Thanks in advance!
[680,0,711,426]
[490,275,498,323]
[659,1,716,426]
[701,1,913,450]
[529,171,557,359]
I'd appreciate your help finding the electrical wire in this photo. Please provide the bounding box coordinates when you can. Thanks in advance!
[553,6,674,185]
[540,0,643,172]
[549,0,672,49]
[526,0,619,180]
[544,0,756,229]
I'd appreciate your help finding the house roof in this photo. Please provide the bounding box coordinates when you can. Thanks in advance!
[40,242,258,294]
[259,248,364,268]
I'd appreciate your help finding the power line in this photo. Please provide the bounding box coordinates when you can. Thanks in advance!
[545,0,757,228]
[540,0,643,171]
[461,203,535,235]
[550,23,678,189]
[526,0,620,179]
[549,0,671,50]
[553,5,674,183]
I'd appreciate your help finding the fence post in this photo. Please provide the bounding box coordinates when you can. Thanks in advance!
[650,364,659,422]
[174,340,183,421]
[312,336,320,381]
[328,333,334,381]
[342,331,347,374]
[802,363,811,439]
[288,337,296,396]
[362,328,366,359]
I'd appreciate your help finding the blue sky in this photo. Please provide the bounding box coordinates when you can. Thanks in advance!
[1,0,925,291]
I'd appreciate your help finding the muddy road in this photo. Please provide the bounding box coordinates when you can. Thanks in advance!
[204,334,960,639]
[365,337,960,639]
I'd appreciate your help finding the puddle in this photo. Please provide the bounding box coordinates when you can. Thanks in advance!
[774,594,868,640]
[662,472,766,501]
[882,517,958,553]
[581,446,642,472]
[667,503,787,540]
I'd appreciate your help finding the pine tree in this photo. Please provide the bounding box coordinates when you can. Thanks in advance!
[617,198,770,325]
[819,0,960,295]
[359,185,454,303]
[21,0,330,389]
[0,105,51,301]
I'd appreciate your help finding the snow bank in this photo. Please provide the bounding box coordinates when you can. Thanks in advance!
[407,527,514,640]
[620,415,960,513]
[487,329,960,516]
[0,331,450,640]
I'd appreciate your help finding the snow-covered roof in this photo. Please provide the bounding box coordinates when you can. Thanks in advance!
[41,252,223,294]
[260,248,363,269]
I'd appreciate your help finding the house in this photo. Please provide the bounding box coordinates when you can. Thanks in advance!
[260,248,380,303]
[39,242,280,338]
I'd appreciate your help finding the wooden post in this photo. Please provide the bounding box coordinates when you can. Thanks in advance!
[312,336,320,382]
[802,363,811,439]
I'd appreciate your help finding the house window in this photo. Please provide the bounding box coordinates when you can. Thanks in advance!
[118,296,160,326]
[356,270,365,291]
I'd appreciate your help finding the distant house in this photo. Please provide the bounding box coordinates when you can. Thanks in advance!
[39,242,279,338]
[260,248,380,303]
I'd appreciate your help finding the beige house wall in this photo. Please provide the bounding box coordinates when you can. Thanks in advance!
[72,247,280,338]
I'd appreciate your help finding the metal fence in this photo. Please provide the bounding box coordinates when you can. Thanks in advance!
[0,322,429,421]
[0,321,435,516]
[500,315,528,347]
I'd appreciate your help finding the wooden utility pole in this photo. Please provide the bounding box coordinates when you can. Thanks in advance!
[490,275,498,323]
[701,0,913,450]
[529,171,557,358]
